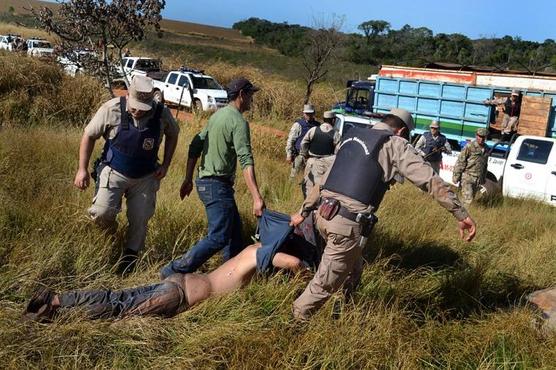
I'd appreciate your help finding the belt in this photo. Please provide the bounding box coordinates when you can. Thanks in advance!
[200,175,234,185]
[337,206,358,222]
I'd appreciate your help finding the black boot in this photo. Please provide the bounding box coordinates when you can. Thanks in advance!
[117,248,138,275]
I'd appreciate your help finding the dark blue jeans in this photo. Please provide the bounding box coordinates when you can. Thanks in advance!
[58,279,187,319]
[160,177,243,278]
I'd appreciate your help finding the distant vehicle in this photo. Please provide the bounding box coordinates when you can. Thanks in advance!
[121,57,162,80]
[57,49,97,77]
[151,67,228,112]
[26,39,54,57]
[0,34,22,51]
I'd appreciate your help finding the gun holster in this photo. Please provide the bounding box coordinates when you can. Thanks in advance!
[356,213,378,239]
[91,157,105,183]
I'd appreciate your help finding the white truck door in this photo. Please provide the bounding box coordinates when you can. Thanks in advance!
[164,72,180,104]
[175,74,192,108]
[503,136,556,203]
[545,142,556,205]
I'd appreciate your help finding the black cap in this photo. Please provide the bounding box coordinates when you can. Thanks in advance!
[226,77,260,97]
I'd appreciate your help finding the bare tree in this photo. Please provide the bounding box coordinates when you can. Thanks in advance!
[302,16,343,104]
[32,0,165,96]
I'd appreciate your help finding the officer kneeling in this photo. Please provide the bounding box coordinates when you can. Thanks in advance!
[290,108,477,320]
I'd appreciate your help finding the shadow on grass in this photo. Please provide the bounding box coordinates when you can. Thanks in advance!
[362,230,541,320]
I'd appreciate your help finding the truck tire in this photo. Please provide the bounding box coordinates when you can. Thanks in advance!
[193,99,203,114]
[153,89,164,104]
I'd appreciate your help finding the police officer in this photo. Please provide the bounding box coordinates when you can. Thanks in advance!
[414,120,452,174]
[286,104,321,179]
[452,128,489,205]
[73,75,179,272]
[290,108,476,320]
[299,110,339,197]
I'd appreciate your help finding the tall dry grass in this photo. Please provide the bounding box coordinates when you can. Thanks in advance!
[1,116,556,368]
[0,52,108,127]
[1,32,556,369]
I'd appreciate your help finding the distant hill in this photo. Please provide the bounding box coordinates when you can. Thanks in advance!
[0,0,252,43]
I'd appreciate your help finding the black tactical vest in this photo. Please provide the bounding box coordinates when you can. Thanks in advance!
[324,126,392,207]
[308,126,335,156]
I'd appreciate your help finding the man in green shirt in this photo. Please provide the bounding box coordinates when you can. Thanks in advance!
[160,78,265,278]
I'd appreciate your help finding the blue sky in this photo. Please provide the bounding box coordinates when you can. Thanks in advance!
[163,0,555,42]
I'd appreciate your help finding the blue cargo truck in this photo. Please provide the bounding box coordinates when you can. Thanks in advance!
[333,65,556,202]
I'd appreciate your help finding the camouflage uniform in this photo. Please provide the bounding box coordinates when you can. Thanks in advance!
[292,121,469,320]
[452,140,489,205]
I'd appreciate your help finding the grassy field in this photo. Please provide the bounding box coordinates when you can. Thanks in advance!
[0,16,556,369]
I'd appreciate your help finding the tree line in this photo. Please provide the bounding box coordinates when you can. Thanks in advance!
[233,17,556,74]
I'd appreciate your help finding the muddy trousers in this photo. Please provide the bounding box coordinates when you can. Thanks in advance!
[292,213,362,320]
[58,274,188,319]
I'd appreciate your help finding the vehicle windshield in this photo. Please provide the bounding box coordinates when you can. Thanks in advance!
[135,59,161,72]
[34,41,52,49]
[191,76,221,90]
[346,88,371,110]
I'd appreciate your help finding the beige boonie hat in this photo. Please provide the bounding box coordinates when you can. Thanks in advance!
[430,120,440,128]
[323,111,335,119]
[389,108,415,131]
[128,75,154,111]
[303,104,315,114]
[511,89,520,96]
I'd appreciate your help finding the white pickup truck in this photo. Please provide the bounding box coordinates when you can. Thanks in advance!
[151,69,228,112]
[334,113,556,206]
[26,39,54,58]
[121,57,162,80]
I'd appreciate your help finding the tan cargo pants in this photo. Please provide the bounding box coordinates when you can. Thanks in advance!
[88,165,160,252]
[302,156,335,198]
[292,212,362,320]
[501,114,518,134]
[289,155,306,179]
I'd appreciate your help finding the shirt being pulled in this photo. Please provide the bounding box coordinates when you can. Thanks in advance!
[189,105,254,178]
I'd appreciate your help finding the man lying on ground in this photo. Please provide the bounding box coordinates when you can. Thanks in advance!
[24,210,319,322]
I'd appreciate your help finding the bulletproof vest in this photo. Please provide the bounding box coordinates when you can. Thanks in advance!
[294,118,320,151]
[324,127,392,207]
[423,131,446,162]
[308,126,335,156]
[504,98,521,117]
[101,97,163,178]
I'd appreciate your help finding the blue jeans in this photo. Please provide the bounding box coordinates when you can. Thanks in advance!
[160,177,243,278]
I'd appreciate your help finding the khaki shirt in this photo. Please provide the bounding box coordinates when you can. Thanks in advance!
[84,97,180,143]
[301,121,468,221]
[299,123,340,158]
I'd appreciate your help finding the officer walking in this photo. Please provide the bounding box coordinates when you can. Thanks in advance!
[414,120,452,174]
[73,75,180,272]
[299,110,339,197]
[290,108,476,320]
[452,128,489,205]
[160,77,265,278]
[286,104,321,179]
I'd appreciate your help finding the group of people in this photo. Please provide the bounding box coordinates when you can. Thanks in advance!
[24,74,477,323]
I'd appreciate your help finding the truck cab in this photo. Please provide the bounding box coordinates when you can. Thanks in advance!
[502,136,556,205]
[26,39,53,58]
[121,57,162,80]
[151,68,227,112]
[334,78,376,115]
